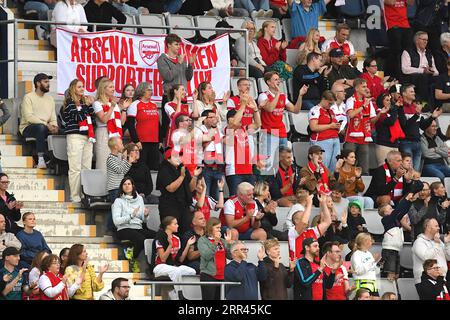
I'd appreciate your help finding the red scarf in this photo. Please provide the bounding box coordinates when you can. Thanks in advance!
[436,284,450,300]
[389,117,405,143]
[278,165,294,196]
[308,161,330,194]
[384,162,403,202]
[102,101,122,138]
[78,106,96,143]
[346,94,372,143]
[39,272,69,300]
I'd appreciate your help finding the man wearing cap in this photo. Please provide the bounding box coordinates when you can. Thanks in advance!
[0,247,28,300]
[420,119,450,182]
[19,73,58,169]
[299,145,335,195]
[293,237,336,300]
[309,90,341,172]
[0,213,21,263]
[322,23,357,67]
[327,48,361,99]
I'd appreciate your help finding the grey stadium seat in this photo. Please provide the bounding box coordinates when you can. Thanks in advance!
[80,169,110,209]
[138,14,167,35]
[397,278,419,300]
[166,14,196,39]
[224,16,249,39]
[194,15,222,39]
[290,110,309,135]
[363,209,385,235]
[292,141,309,168]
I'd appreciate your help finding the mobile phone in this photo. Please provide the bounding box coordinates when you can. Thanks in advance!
[338,120,344,124]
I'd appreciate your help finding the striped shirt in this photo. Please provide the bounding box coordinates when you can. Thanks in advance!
[61,101,95,135]
[106,153,131,191]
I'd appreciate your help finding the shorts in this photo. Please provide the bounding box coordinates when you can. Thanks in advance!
[381,248,400,275]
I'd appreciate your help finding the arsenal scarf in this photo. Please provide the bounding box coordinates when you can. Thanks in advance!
[203,128,224,165]
[102,101,122,138]
[347,95,372,143]
[78,105,96,143]
[384,162,403,202]
[308,161,330,194]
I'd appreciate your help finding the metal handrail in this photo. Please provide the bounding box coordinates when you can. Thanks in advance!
[134,280,241,300]
[0,15,249,98]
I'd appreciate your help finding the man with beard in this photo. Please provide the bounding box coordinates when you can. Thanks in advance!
[19,73,58,169]
[293,237,336,300]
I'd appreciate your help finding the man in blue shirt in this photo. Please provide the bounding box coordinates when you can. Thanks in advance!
[0,247,27,300]
[288,0,331,39]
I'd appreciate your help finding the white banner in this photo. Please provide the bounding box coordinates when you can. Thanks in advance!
[56,29,231,101]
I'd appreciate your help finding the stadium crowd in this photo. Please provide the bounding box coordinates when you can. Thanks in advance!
[2,0,450,301]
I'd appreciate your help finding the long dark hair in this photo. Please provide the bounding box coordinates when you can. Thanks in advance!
[65,244,84,269]
[118,177,137,198]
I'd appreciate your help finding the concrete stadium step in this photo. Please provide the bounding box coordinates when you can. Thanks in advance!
[18,62,57,74]
[90,259,129,273]
[2,156,33,168]
[22,201,81,209]
[22,208,81,215]
[8,178,55,191]
[18,50,55,62]
[0,145,23,156]
[45,236,115,245]
[52,247,119,260]
[20,213,86,225]
[36,224,96,237]
[18,28,35,40]
[12,189,65,202]
[318,20,337,30]
[6,168,57,179]
[18,39,52,51]
[47,242,116,250]
[19,79,58,97]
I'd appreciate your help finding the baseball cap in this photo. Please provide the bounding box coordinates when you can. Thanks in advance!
[301,237,318,254]
[308,145,325,155]
[33,73,53,85]
[2,246,20,259]
[329,48,344,58]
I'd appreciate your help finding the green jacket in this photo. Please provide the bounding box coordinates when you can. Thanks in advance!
[198,236,233,277]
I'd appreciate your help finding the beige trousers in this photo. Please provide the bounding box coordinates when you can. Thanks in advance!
[94,126,109,172]
[67,134,93,201]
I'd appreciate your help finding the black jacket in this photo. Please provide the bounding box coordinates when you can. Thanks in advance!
[397,105,435,142]
[293,257,335,300]
[423,195,450,234]
[268,164,301,201]
[84,0,126,31]
[416,272,449,300]
[364,161,412,204]
[0,191,22,234]
[126,160,153,197]
[375,105,400,148]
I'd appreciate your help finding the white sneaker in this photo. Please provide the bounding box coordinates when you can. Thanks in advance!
[35,26,46,40]
[264,9,273,18]
[250,10,258,20]
[71,196,81,203]
[37,158,47,169]
[168,289,179,300]
[257,9,265,17]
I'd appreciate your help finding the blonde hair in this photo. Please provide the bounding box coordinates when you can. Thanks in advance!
[355,233,373,250]
[257,20,276,39]
[311,215,321,227]
[64,79,85,109]
[263,238,280,252]
[297,28,320,65]
[96,79,115,104]
[295,189,308,204]
[253,181,269,197]
[378,204,390,217]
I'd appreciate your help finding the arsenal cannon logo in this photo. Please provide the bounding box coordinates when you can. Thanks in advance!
[139,40,161,66]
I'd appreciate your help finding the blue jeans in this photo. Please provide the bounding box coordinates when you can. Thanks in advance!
[234,0,270,11]
[422,163,450,182]
[399,140,422,172]
[260,131,288,176]
[112,2,139,17]
[24,1,55,30]
[226,174,256,197]
[164,0,184,13]
[22,124,49,155]
[302,99,320,111]
[311,138,341,172]
[203,166,225,201]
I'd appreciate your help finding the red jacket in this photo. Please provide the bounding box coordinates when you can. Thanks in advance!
[257,37,286,66]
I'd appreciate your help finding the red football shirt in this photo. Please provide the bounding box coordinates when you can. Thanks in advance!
[324,265,348,300]
[384,0,410,30]
[127,100,159,142]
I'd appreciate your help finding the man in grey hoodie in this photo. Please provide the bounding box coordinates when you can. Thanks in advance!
[99,277,131,300]
[157,34,196,140]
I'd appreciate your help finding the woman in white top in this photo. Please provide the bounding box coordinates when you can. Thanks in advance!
[350,232,380,296]
[235,20,267,79]
[50,0,88,47]
[194,81,229,127]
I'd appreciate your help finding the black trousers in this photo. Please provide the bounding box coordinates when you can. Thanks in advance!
[159,202,193,234]
[200,273,222,300]
[141,142,161,171]
[386,27,414,78]
[116,227,156,259]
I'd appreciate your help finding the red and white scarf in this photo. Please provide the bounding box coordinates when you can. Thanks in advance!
[203,127,224,165]
[103,101,122,138]
[384,162,403,202]
[78,106,96,143]
[347,95,373,143]
[308,161,330,194]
